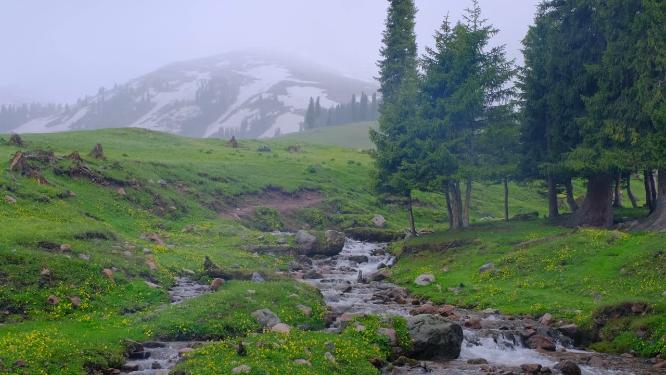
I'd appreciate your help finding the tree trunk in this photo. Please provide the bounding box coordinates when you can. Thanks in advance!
[449,181,463,230]
[645,170,655,211]
[462,177,472,228]
[564,177,579,212]
[626,173,638,209]
[613,174,623,208]
[547,174,559,219]
[569,174,614,228]
[648,170,658,212]
[444,182,454,229]
[407,192,417,236]
[503,177,509,222]
[638,169,666,231]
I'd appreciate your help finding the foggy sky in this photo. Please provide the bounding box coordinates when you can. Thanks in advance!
[0,0,539,104]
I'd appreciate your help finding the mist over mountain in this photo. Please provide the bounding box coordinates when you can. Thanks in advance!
[1,51,376,138]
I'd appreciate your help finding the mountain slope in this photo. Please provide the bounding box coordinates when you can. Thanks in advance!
[7,51,376,138]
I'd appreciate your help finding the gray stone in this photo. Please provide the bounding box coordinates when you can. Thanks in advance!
[251,272,265,283]
[232,365,251,374]
[556,360,582,375]
[407,314,463,360]
[479,262,495,273]
[372,215,386,228]
[251,309,281,328]
[295,230,317,250]
[414,273,435,286]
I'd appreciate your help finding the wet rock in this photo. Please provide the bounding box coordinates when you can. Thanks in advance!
[467,358,488,365]
[372,215,386,228]
[479,262,495,273]
[539,313,554,325]
[322,230,346,255]
[526,335,556,351]
[151,362,162,369]
[464,317,482,330]
[271,323,291,333]
[121,364,139,372]
[555,360,581,375]
[251,272,265,283]
[653,361,666,369]
[557,324,578,338]
[304,270,324,279]
[251,309,281,328]
[407,314,463,360]
[520,363,542,374]
[349,255,369,263]
[588,356,608,368]
[369,269,390,282]
[296,230,317,251]
[410,304,439,315]
[210,278,225,291]
[414,273,435,286]
[232,365,251,374]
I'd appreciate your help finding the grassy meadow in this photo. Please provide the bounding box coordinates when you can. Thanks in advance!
[0,127,663,374]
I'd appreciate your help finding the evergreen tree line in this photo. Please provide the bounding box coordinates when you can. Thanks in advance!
[0,103,64,132]
[303,92,380,130]
[372,0,665,234]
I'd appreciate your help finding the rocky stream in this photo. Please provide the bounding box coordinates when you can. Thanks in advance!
[119,238,663,375]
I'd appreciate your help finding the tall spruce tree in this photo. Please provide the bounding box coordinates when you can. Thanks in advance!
[420,1,515,229]
[370,0,419,236]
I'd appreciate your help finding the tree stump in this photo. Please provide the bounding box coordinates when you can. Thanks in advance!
[89,144,105,159]
[9,134,24,147]
[228,136,239,148]
[68,151,83,162]
[9,151,27,173]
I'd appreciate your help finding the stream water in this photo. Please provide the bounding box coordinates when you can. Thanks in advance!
[119,239,656,374]
[303,239,655,375]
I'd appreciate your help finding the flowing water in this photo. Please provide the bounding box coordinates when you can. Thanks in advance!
[118,239,656,374]
[119,278,209,375]
[304,239,655,375]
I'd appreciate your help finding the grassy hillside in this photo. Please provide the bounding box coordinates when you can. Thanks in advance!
[277,121,377,149]
[0,128,662,373]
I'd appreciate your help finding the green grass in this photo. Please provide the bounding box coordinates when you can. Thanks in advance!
[388,219,666,356]
[277,122,378,149]
[0,128,662,373]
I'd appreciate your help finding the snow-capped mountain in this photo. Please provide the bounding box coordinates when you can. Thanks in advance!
[5,51,376,138]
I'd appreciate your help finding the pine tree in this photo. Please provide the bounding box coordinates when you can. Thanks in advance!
[370,0,419,236]
[420,0,515,229]
[304,97,316,130]
[359,92,369,121]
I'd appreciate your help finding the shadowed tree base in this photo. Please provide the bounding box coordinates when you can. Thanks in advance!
[637,171,666,231]
[569,174,614,228]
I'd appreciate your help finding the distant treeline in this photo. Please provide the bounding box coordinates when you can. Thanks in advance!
[303,92,380,130]
[0,103,63,132]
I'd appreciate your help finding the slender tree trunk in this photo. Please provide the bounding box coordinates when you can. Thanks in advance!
[547,174,559,219]
[449,180,463,230]
[649,170,658,204]
[569,174,614,228]
[503,177,509,222]
[626,173,638,209]
[645,169,655,211]
[444,182,454,229]
[613,174,623,208]
[462,177,472,228]
[407,192,417,236]
[638,169,666,231]
[564,177,579,212]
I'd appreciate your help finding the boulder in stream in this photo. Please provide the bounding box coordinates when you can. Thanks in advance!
[406,314,463,360]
